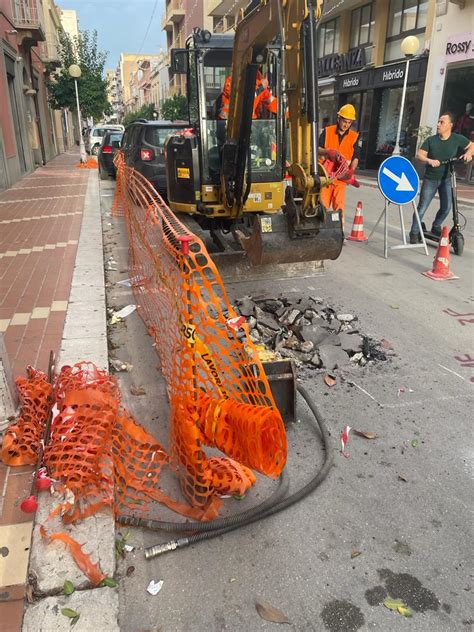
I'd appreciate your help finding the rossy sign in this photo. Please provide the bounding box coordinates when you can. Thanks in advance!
[445,33,474,62]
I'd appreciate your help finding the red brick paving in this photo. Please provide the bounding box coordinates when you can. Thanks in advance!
[0,153,92,631]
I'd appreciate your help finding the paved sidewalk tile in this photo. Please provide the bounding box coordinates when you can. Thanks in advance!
[0,152,92,632]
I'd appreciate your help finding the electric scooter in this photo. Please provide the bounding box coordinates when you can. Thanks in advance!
[422,157,466,256]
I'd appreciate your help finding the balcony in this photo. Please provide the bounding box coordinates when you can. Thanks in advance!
[161,0,185,31]
[38,40,60,65]
[11,0,45,45]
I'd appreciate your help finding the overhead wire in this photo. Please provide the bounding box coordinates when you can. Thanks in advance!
[137,0,160,54]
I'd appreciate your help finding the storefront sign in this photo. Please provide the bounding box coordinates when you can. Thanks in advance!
[318,47,366,77]
[373,62,411,87]
[336,70,370,93]
[445,33,474,62]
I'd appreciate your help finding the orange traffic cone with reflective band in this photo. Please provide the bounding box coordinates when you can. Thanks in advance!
[346,201,368,242]
[422,226,459,281]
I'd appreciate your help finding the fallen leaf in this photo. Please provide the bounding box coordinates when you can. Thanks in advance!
[255,599,291,624]
[398,474,408,482]
[383,597,405,611]
[351,550,362,558]
[324,374,337,387]
[63,580,75,596]
[411,439,418,448]
[130,386,146,396]
[126,565,135,577]
[101,577,118,588]
[353,429,377,440]
[398,605,413,617]
[61,608,80,619]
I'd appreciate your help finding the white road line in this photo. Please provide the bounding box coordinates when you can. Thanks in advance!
[438,364,467,382]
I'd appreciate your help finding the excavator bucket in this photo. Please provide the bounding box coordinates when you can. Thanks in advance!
[235,210,344,267]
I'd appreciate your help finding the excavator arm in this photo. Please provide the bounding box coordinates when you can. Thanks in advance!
[221,0,327,219]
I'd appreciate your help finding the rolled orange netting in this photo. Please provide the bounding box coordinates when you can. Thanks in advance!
[1,366,53,466]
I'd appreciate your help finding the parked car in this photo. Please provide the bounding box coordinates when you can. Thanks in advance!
[97,131,123,180]
[121,120,188,196]
[86,124,124,155]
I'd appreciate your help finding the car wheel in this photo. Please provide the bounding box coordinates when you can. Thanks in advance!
[92,145,100,156]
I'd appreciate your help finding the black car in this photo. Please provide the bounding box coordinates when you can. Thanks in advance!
[98,131,123,180]
[121,120,188,195]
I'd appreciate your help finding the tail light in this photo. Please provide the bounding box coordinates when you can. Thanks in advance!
[102,145,113,154]
[140,148,154,161]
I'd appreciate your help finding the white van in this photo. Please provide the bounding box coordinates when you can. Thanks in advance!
[86,124,125,155]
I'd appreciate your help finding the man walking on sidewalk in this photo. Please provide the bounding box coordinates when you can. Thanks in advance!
[318,104,360,230]
[409,112,473,244]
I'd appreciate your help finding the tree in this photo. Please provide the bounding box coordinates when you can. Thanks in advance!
[122,104,156,127]
[160,94,188,121]
[46,30,111,121]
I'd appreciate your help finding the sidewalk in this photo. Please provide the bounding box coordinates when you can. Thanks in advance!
[0,152,114,631]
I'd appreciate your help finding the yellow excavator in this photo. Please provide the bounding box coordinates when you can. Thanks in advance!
[166,0,343,266]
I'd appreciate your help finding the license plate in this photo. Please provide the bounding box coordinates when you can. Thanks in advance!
[261,217,273,233]
[177,167,190,179]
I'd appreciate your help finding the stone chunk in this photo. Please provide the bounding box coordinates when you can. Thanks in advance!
[237,296,255,317]
[339,332,363,353]
[318,344,349,370]
[337,313,355,322]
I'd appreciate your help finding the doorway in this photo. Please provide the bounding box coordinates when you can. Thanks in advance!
[7,73,27,174]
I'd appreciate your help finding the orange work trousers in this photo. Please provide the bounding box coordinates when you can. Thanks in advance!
[320,181,347,225]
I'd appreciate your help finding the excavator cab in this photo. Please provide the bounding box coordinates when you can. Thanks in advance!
[166,1,343,266]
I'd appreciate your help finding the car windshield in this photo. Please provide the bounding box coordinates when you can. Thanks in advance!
[107,133,123,144]
[202,51,278,178]
[93,129,107,137]
[145,127,184,148]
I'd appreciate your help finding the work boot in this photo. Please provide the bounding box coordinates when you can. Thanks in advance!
[431,225,441,237]
[409,232,420,244]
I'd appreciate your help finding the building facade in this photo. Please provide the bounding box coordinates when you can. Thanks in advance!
[419,0,473,141]
[0,0,64,191]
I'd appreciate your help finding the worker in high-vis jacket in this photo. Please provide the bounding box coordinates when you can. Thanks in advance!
[215,72,277,120]
[319,104,360,229]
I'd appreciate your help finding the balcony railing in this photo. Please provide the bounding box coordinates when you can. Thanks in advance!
[161,0,185,31]
[11,0,45,42]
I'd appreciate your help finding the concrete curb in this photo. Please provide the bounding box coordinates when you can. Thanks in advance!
[24,171,117,629]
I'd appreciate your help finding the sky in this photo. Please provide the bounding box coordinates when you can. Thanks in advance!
[57,0,168,70]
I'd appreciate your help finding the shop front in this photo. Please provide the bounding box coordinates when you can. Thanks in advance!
[370,58,428,168]
[440,33,474,141]
[336,68,372,168]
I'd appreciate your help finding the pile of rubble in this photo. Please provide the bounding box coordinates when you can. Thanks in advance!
[235,295,388,372]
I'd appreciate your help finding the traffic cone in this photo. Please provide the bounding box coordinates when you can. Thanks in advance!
[422,226,459,281]
[346,202,368,242]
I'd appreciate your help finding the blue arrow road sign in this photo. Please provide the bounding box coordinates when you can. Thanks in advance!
[377,156,419,205]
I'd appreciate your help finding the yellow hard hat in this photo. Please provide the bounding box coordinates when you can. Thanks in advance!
[337,104,357,120]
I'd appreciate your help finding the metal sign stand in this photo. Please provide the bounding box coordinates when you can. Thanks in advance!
[368,200,428,259]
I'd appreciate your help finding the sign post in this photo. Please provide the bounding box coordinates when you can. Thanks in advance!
[370,156,428,258]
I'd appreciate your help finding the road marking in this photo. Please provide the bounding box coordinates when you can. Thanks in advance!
[438,364,466,382]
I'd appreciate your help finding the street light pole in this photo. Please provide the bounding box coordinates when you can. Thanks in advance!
[68,64,87,163]
[392,35,420,156]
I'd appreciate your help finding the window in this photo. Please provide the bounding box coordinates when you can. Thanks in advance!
[145,127,184,148]
[213,16,223,33]
[385,0,428,62]
[350,3,374,63]
[318,18,340,58]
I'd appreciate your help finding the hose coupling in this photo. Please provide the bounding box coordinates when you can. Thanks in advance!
[144,537,188,559]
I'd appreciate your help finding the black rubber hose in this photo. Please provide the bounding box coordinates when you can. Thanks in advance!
[118,469,290,533]
[119,384,333,558]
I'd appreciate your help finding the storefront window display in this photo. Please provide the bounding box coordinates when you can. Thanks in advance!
[376,85,418,156]
[441,64,474,139]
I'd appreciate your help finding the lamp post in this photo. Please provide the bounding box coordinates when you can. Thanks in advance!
[68,64,87,163]
[392,35,420,156]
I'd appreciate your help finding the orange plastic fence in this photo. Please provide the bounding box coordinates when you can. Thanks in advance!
[111,151,287,508]
[0,154,287,527]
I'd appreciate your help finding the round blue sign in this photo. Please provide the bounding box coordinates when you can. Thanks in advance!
[377,156,419,205]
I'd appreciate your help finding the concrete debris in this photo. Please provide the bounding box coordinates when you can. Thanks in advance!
[234,294,388,373]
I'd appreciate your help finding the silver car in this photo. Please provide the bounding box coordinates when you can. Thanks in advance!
[86,125,124,155]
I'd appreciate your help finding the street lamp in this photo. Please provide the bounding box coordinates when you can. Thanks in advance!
[392,35,420,156]
[68,64,87,163]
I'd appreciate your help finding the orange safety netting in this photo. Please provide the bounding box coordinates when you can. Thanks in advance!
[0,153,287,530]
[111,151,287,510]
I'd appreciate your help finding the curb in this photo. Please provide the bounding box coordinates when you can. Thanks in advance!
[23,171,118,629]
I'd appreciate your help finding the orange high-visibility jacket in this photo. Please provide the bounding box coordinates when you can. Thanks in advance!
[323,125,359,162]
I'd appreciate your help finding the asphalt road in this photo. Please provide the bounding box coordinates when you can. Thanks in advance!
[100,177,473,632]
